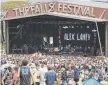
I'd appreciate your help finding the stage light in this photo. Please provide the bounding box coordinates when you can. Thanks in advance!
[72,26,74,28]
[17,25,20,28]
[63,26,68,29]
[87,26,90,28]
[92,29,97,33]
[17,24,24,29]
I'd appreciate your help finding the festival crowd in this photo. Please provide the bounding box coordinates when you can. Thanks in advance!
[0,52,108,85]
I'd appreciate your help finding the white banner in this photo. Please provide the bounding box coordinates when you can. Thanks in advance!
[64,33,91,41]
[50,37,53,44]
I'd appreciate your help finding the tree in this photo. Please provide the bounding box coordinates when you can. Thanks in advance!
[1,1,29,10]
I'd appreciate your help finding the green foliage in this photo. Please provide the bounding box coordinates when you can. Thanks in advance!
[1,1,28,9]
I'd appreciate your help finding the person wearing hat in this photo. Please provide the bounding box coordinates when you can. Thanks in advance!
[88,69,96,79]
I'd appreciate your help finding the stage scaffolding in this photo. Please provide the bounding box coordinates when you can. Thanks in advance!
[1,17,108,57]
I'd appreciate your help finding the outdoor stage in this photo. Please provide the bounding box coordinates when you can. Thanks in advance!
[7,15,105,56]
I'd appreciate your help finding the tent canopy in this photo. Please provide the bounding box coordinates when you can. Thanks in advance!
[83,78,101,85]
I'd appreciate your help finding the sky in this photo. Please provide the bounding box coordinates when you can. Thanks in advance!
[1,0,90,3]
[1,0,108,2]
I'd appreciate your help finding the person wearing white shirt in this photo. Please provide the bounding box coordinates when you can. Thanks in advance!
[38,64,48,85]
[100,77,108,85]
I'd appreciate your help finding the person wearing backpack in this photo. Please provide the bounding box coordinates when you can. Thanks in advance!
[2,67,13,85]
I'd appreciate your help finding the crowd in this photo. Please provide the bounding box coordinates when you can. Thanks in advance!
[0,52,108,85]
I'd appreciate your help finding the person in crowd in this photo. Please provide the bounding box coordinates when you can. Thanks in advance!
[18,60,31,85]
[45,65,57,85]
[98,69,104,82]
[88,69,96,79]
[74,66,80,85]
[67,68,73,84]
[100,76,108,85]
[12,66,19,85]
[2,67,13,85]
[61,68,68,85]
[38,63,48,85]
[30,63,40,85]
[0,70,3,81]
[1,58,7,65]
[1,53,108,85]
[80,69,85,82]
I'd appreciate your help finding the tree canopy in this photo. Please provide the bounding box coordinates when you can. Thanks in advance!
[1,1,28,9]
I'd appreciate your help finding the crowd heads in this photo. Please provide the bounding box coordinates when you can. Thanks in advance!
[1,53,108,85]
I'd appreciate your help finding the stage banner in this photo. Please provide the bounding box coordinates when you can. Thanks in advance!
[61,25,94,45]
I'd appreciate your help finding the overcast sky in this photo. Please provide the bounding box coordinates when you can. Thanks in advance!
[1,0,90,3]
[1,0,108,3]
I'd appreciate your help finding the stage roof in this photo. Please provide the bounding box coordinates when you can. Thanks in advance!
[1,1,108,22]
